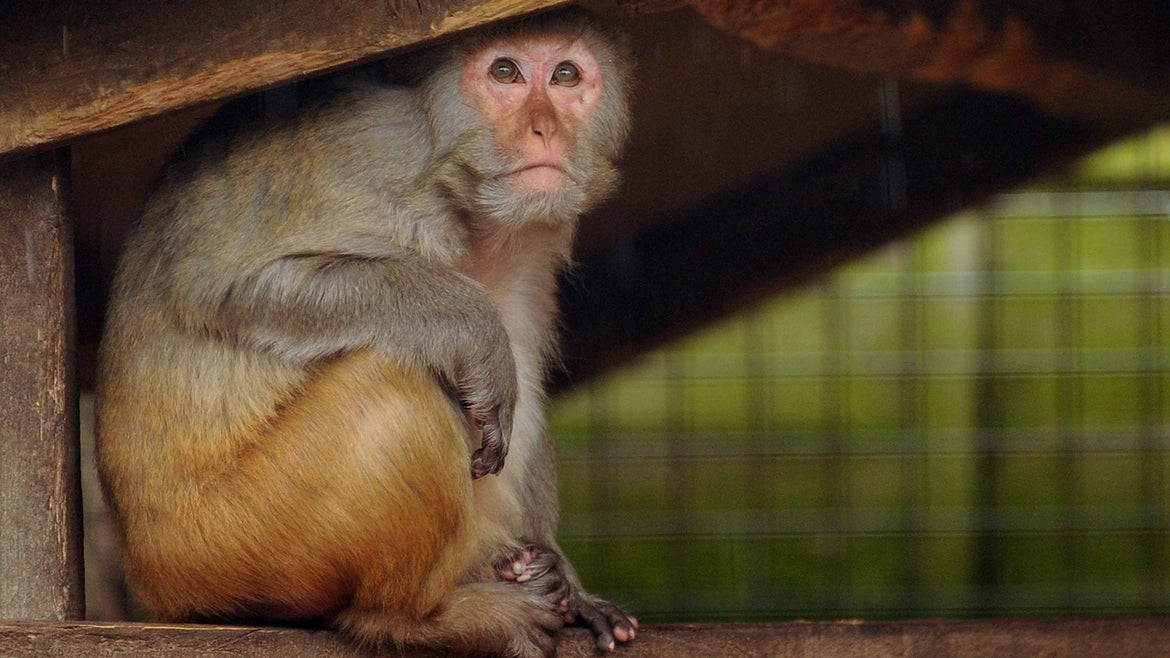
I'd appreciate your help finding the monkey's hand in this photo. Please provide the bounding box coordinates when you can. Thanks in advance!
[454,310,516,479]
[496,545,570,604]
[419,269,517,480]
[494,545,571,657]
[469,405,508,479]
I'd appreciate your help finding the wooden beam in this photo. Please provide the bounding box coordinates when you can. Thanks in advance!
[0,0,566,158]
[1,618,1169,657]
[0,153,84,619]
[680,0,1170,128]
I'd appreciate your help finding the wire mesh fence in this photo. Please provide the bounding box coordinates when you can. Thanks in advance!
[551,127,1170,622]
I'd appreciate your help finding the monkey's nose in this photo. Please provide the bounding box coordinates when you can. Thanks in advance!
[530,111,557,149]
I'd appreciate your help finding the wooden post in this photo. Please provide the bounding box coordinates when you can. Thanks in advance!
[0,152,84,620]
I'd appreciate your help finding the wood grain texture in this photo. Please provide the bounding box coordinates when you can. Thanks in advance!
[681,0,1170,128]
[1,618,1169,657]
[0,0,566,158]
[0,153,84,620]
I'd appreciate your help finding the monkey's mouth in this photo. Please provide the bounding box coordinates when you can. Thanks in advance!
[505,164,569,192]
[508,163,566,176]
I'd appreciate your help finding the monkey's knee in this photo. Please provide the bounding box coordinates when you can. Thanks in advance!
[297,352,475,487]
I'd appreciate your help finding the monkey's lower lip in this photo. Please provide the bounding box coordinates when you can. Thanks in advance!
[505,165,569,192]
[508,164,565,176]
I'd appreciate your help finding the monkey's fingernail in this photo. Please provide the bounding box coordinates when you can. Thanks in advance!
[512,561,525,575]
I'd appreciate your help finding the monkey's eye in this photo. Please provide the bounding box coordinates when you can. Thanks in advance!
[489,58,521,83]
[551,61,581,87]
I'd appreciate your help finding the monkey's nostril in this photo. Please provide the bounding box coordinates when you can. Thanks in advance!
[530,110,557,138]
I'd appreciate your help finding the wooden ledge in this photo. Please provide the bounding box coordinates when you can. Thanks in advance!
[2,617,1169,657]
[0,0,566,158]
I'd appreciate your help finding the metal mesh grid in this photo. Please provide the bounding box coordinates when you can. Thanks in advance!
[551,127,1170,622]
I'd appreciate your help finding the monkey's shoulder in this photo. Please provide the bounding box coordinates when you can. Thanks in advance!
[145,80,432,224]
[163,77,424,172]
[304,81,434,170]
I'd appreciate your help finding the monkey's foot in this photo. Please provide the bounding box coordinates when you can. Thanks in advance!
[495,546,637,651]
[567,591,638,652]
[509,546,639,652]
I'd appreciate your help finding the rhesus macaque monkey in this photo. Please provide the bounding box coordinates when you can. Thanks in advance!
[96,9,635,657]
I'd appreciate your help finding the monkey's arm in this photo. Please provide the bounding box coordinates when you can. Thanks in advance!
[189,251,517,477]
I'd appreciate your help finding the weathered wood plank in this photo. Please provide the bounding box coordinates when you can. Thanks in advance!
[0,0,566,158]
[1,618,1169,657]
[681,0,1170,128]
[0,153,84,619]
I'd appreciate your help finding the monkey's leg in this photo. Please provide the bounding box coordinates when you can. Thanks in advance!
[313,360,566,657]
[122,351,562,656]
[339,568,567,658]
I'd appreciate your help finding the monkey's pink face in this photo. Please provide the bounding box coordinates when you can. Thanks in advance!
[460,34,605,193]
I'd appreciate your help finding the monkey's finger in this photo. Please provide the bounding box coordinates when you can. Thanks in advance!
[469,450,492,479]
[534,563,568,598]
[469,406,508,478]
[522,558,564,593]
[496,560,522,581]
[495,545,541,581]
[612,616,638,642]
[602,606,638,642]
[551,580,572,609]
